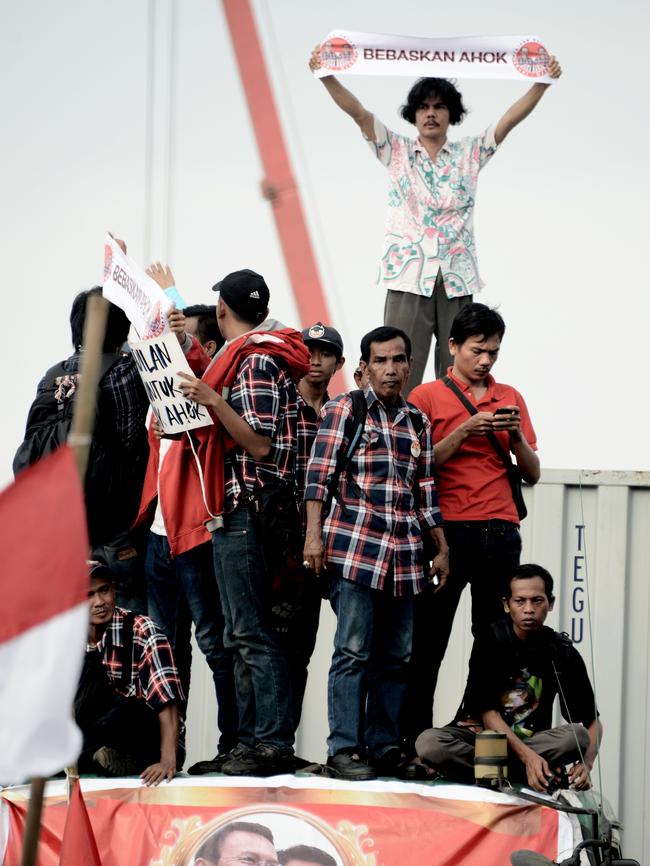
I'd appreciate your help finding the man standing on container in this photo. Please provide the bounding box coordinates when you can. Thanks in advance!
[175,270,310,777]
[303,325,448,781]
[309,47,561,392]
[405,302,539,744]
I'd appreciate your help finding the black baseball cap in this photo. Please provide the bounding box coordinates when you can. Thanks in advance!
[301,322,344,359]
[88,561,115,583]
[212,269,270,324]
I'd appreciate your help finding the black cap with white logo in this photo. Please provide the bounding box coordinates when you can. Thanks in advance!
[212,269,270,324]
[301,322,344,359]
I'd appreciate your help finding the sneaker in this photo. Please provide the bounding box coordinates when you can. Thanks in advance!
[372,746,429,781]
[187,749,236,776]
[326,749,377,781]
[222,743,296,777]
[92,746,139,777]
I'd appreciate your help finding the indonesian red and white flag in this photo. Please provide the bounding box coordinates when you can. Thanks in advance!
[0,446,89,785]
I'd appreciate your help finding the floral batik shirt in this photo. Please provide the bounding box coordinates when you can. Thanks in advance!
[367,116,498,299]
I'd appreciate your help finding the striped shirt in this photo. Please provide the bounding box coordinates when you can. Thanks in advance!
[224,353,298,512]
[304,387,443,596]
[89,607,185,712]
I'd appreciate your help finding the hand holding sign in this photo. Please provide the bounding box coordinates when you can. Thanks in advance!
[177,372,219,410]
[129,333,213,434]
[167,308,188,346]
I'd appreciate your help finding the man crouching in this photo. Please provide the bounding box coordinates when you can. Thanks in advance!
[74,563,184,785]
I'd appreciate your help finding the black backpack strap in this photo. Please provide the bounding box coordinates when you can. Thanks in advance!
[324,389,367,517]
[442,375,516,470]
[409,408,425,438]
[42,361,72,385]
[119,611,136,688]
[442,375,527,519]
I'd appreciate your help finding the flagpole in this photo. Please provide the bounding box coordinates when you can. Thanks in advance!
[20,291,109,866]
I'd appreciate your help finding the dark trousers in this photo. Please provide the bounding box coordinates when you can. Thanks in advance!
[404,520,522,745]
[327,572,414,758]
[211,506,294,750]
[146,534,238,754]
[272,579,322,734]
[416,724,591,784]
[77,695,162,773]
[384,274,472,396]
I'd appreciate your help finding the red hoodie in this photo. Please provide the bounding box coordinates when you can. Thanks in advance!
[135,325,310,557]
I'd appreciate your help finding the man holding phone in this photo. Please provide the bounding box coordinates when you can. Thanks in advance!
[405,303,540,744]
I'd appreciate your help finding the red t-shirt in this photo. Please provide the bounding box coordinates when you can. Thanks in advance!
[409,371,537,523]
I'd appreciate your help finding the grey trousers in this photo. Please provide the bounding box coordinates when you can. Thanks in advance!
[415,723,591,784]
[383,274,472,397]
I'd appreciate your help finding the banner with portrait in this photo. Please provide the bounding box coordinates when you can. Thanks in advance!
[0,776,580,866]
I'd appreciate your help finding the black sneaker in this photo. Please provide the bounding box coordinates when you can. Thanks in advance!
[326,749,377,781]
[371,746,428,781]
[187,749,238,776]
[222,743,296,777]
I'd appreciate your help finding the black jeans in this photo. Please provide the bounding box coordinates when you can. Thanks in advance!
[75,650,183,773]
[404,519,522,745]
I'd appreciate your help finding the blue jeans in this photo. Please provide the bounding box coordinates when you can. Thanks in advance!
[146,534,238,754]
[328,572,414,758]
[405,519,522,744]
[211,506,294,751]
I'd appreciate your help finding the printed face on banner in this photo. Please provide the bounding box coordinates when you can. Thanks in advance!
[155,807,353,866]
[128,332,213,434]
[1,778,572,866]
[319,36,359,72]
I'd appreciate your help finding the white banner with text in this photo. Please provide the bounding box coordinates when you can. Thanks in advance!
[103,235,174,339]
[316,31,555,83]
[128,332,213,434]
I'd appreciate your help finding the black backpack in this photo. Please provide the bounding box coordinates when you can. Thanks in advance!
[324,389,425,516]
[13,354,121,476]
[13,354,142,543]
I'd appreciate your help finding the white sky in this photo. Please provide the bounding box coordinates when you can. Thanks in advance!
[1,0,649,484]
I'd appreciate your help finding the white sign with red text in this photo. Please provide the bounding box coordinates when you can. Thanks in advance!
[102,234,173,339]
[315,32,556,83]
[128,332,213,433]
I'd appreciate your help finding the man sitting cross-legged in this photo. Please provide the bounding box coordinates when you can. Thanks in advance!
[416,564,602,792]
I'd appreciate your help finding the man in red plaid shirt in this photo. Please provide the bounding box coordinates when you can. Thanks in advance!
[74,564,184,785]
[303,325,449,781]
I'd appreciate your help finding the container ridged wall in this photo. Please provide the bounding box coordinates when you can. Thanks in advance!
[185,470,650,862]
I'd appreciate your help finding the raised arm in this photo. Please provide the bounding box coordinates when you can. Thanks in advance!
[494,56,562,145]
[309,45,376,140]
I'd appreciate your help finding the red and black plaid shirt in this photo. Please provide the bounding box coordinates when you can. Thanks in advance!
[305,388,443,596]
[295,390,329,498]
[89,607,185,712]
[224,353,298,512]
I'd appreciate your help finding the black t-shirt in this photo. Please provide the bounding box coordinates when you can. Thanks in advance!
[456,619,598,739]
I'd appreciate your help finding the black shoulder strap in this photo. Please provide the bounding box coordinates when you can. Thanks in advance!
[119,611,136,687]
[442,375,515,471]
[42,361,71,385]
[409,408,425,438]
[97,353,123,382]
[324,390,367,516]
